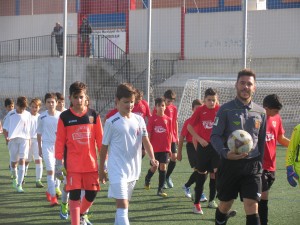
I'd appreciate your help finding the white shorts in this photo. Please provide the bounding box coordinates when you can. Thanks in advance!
[27,138,41,161]
[8,138,29,162]
[42,142,55,171]
[108,181,136,200]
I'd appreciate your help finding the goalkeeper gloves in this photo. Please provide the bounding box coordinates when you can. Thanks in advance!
[286,165,299,187]
[55,160,67,181]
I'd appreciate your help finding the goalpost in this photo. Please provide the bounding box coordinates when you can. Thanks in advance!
[178,77,300,138]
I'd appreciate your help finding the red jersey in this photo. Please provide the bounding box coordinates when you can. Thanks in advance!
[180,117,193,143]
[189,105,220,143]
[147,114,172,153]
[55,107,103,173]
[105,108,118,120]
[153,104,178,142]
[132,100,151,120]
[263,114,285,171]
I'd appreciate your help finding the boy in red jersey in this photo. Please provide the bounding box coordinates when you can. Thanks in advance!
[153,89,178,188]
[55,81,103,225]
[187,88,220,214]
[144,97,172,197]
[259,94,290,225]
[177,99,203,199]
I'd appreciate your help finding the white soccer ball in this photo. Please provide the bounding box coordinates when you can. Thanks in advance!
[227,130,254,154]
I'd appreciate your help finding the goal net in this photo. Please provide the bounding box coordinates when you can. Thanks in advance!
[178,77,300,138]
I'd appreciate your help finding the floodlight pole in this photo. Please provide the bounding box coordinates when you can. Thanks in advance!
[63,0,68,98]
[242,0,248,68]
[146,0,152,103]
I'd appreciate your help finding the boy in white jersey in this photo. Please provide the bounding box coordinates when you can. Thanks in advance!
[55,92,70,219]
[56,92,67,112]
[37,93,61,206]
[99,83,158,225]
[3,96,31,193]
[2,98,15,176]
[25,98,44,188]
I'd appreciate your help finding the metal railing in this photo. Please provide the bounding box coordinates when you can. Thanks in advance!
[0,34,127,66]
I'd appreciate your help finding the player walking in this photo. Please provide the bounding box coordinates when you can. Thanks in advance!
[187,88,220,214]
[55,81,103,225]
[37,93,61,206]
[259,94,290,225]
[99,83,158,225]
[211,69,266,225]
[3,96,31,193]
[144,97,172,197]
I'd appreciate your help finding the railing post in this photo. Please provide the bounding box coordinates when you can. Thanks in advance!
[51,35,53,57]
[98,35,100,58]
[18,39,20,61]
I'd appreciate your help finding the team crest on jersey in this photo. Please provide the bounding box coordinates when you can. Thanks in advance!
[233,121,240,126]
[254,119,261,129]
[272,121,276,128]
[164,119,168,124]
[89,116,94,124]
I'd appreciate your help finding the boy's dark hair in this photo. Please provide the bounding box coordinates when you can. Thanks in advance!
[237,68,256,81]
[192,99,202,109]
[16,96,28,108]
[155,97,165,106]
[164,89,176,100]
[56,92,65,101]
[30,98,42,107]
[69,81,87,96]
[263,94,283,110]
[4,98,14,107]
[204,88,217,98]
[44,93,57,103]
[116,83,135,100]
[135,89,144,101]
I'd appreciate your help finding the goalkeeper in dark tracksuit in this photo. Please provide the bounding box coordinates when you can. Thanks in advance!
[211,69,266,225]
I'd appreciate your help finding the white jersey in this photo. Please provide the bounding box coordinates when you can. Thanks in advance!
[36,110,60,144]
[103,112,147,184]
[3,109,31,140]
[30,113,39,139]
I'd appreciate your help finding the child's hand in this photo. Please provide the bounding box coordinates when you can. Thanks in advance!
[150,158,159,167]
[177,152,182,161]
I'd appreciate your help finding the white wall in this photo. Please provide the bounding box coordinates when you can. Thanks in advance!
[185,8,300,59]
[129,8,300,59]
[129,8,181,54]
[0,13,77,41]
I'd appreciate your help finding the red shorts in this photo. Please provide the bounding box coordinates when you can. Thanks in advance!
[66,171,100,191]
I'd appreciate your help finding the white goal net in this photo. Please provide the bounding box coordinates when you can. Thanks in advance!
[178,77,300,138]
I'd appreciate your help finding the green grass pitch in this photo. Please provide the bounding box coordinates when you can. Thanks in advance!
[0,137,299,224]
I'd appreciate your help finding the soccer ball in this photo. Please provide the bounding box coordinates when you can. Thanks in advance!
[227,130,253,154]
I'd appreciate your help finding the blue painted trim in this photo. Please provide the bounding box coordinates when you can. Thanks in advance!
[186,0,300,13]
[143,0,149,9]
[15,0,20,15]
[88,13,126,28]
[268,0,300,9]
[187,6,241,13]
[76,0,80,13]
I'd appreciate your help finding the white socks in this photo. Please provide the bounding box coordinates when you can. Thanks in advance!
[47,174,55,197]
[115,208,129,225]
[18,164,25,186]
[36,163,43,181]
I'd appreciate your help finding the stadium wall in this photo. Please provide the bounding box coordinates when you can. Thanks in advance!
[0,13,78,41]
[184,8,300,59]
